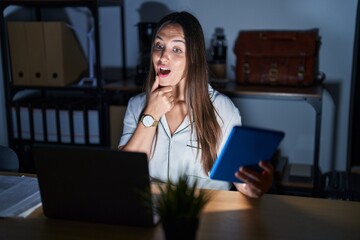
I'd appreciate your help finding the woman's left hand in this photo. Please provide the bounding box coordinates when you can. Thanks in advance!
[233,161,274,198]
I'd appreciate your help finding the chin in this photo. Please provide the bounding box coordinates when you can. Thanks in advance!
[159,80,171,86]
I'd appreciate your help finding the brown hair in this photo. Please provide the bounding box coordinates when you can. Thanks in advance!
[144,11,221,173]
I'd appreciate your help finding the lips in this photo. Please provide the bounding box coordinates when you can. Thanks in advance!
[160,68,171,75]
[158,66,171,76]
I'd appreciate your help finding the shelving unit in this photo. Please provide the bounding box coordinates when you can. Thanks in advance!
[0,1,326,198]
[0,0,126,173]
[221,82,323,197]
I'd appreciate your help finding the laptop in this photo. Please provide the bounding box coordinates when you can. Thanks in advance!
[32,143,159,227]
[210,126,285,183]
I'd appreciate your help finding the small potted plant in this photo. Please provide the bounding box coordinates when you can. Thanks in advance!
[154,175,212,240]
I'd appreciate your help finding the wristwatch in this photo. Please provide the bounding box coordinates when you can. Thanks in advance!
[140,114,159,128]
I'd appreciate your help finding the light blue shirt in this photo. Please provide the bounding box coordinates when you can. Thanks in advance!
[119,85,242,190]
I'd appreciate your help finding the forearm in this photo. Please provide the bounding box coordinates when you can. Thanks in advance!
[120,123,157,158]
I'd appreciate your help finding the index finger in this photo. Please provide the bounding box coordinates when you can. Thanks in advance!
[259,161,273,174]
[151,75,160,92]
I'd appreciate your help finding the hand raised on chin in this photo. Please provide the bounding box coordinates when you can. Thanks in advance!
[146,76,175,120]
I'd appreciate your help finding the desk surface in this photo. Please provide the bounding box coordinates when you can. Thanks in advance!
[1,189,359,240]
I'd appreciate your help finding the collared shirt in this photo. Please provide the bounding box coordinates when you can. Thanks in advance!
[119,85,242,190]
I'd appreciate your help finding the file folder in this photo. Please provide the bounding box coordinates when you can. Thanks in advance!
[7,21,88,87]
[57,97,85,144]
[27,96,47,142]
[43,22,88,87]
[59,110,71,143]
[88,109,100,144]
[20,106,31,140]
[7,22,29,85]
[45,108,58,142]
[26,22,46,86]
[11,107,19,139]
[72,110,85,144]
[32,108,44,142]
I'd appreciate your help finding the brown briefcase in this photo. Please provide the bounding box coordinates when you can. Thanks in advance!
[234,29,323,86]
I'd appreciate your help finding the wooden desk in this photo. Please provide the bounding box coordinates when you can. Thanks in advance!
[1,189,359,240]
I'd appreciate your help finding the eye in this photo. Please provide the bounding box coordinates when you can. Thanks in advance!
[173,47,183,54]
[153,43,164,51]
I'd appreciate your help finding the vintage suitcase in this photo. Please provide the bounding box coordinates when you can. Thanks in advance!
[234,29,323,86]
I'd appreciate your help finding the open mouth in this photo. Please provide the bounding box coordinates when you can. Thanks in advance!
[159,67,171,75]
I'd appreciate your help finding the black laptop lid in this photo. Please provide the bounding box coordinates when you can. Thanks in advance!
[33,144,155,227]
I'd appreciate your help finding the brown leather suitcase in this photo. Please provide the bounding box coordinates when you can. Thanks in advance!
[234,29,323,86]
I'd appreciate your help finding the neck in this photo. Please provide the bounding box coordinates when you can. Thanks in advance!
[172,77,186,101]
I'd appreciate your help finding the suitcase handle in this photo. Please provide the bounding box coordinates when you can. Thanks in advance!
[259,32,297,41]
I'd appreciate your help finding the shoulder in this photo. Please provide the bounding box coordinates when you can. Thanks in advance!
[125,92,146,117]
[208,84,242,126]
[128,92,146,108]
[209,85,237,110]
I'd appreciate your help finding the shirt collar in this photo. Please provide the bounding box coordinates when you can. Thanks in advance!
[208,84,216,102]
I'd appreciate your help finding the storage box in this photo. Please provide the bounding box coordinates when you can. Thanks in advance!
[7,21,88,87]
[109,105,127,150]
[288,163,313,182]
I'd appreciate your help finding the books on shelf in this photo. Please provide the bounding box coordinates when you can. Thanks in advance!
[11,96,101,145]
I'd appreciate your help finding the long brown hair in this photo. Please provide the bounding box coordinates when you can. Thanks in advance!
[144,11,221,173]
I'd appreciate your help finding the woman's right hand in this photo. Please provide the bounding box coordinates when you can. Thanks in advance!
[121,76,173,155]
[145,76,174,119]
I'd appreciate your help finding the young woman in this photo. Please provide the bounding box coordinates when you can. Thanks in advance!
[119,11,273,198]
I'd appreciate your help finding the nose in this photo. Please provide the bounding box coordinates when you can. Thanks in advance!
[159,48,170,63]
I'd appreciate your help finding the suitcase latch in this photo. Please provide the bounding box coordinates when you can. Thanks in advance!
[269,64,278,83]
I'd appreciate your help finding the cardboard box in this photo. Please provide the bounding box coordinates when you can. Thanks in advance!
[43,22,88,87]
[109,105,127,150]
[7,22,29,85]
[7,21,88,87]
[26,22,46,86]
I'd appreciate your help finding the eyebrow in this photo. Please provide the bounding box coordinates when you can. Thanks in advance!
[155,35,185,44]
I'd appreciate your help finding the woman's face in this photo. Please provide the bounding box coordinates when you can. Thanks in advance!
[152,24,187,87]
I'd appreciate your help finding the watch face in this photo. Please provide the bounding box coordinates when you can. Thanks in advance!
[142,115,154,127]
